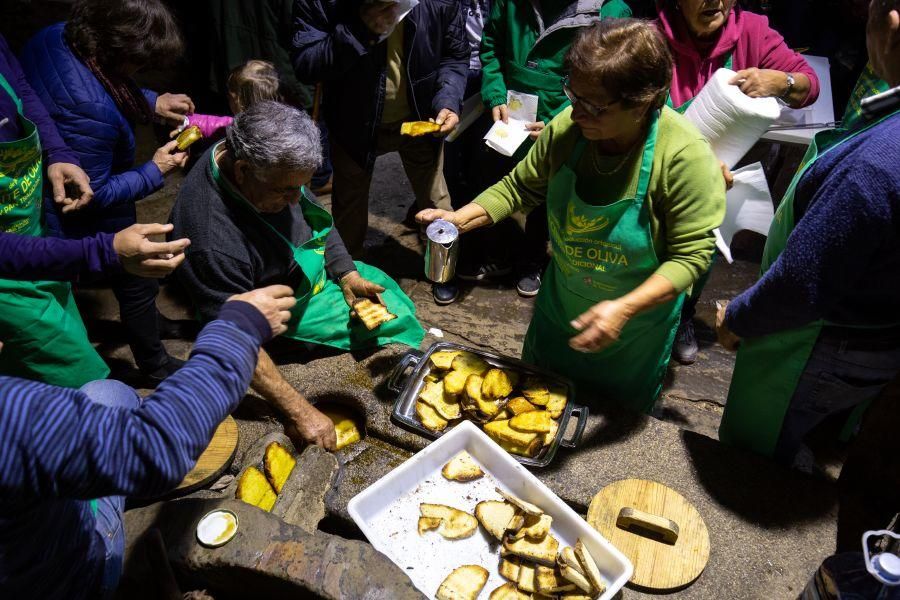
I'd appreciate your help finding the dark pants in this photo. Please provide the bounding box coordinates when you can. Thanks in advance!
[773,328,900,471]
[681,257,715,322]
[110,272,168,372]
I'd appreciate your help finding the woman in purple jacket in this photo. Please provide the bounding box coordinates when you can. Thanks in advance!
[21,0,196,383]
[655,0,821,366]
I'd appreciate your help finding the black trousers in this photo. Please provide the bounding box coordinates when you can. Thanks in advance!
[110,272,168,372]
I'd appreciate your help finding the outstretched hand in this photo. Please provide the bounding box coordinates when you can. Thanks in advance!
[113,223,190,278]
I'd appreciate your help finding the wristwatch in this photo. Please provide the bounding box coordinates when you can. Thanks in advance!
[782,73,796,99]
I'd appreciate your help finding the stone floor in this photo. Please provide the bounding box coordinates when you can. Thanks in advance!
[95,133,840,599]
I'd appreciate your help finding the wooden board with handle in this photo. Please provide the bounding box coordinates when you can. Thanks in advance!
[174,415,239,495]
[587,478,710,591]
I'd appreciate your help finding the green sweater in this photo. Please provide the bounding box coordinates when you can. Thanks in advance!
[480,0,632,123]
[474,106,726,292]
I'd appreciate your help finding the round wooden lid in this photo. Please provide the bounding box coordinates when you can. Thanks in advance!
[587,479,710,591]
[175,415,239,494]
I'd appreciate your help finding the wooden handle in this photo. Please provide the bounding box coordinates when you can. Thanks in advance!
[616,507,680,544]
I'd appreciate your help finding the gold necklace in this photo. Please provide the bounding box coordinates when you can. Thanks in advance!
[590,141,638,176]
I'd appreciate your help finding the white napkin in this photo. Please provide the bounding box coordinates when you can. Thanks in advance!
[683,68,782,169]
[377,0,419,41]
[714,162,774,263]
[483,90,539,156]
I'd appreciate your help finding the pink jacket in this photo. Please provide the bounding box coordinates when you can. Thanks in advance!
[186,113,234,139]
[656,6,820,109]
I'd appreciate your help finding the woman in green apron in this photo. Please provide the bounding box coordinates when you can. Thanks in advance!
[715,3,900,468]
[656,0,820,365]
[418,19,726,411]
[0,72,109,388]
[171,101,424,450]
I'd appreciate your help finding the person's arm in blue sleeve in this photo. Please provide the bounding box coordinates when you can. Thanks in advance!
[0,34,78,166]
[432,0,469,117]
[726,159,895,337]
[0,230,118,281]
[0,301,271,501]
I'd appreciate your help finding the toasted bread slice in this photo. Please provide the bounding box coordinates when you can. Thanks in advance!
[443,369,469,395]
[483,420,539,447]
[495,488,543,516]
[465,374,485,402]
[517,561,537,593]
[401,121,442,137]
[482,368,514,399]
[419,380,462,420]
[510,513,552,541]
[489,581,531,600]
[491,408,513,422]
[558,593,594,600]
[494,436,543,458]
[498,556,521,582]
[558,546,586,578]
[543,419,559,447]
[503,534,559,567]
[475,500,518,541]
[264,442,296,494]
[575,539,606,595]
[522,377,551,406]
[323,407,362,450]
[436,565,489,600]
[351,297,396,330]
[452,352,490,377]
[559,561,593,594]
[430,350,462,370]
[442,451,484,482]
[509,410,553,433]
[476,395,504,418]
[419,504,479,539]
[416,399,449,432]
[236,467,277,512]
[546,386,567,419]
[507,396,537,416]
[536,565,577,594]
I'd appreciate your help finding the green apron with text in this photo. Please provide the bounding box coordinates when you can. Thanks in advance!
[522,111,684,412]
[666,53,734,114]
[719,108,900,456]
[0,73,108,387]
[841,63,890,131]
[210,148,424,350]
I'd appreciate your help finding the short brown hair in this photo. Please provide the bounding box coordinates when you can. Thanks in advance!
[565,18,673,110]
[66,0,183,72]
[226,60,282,113]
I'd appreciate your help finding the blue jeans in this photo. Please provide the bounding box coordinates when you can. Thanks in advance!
[774,329,900,471]
[79,379,142,599]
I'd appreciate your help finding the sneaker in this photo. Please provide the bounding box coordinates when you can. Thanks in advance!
[140,356,186,387]
[672,319,699,365]
[432,282,460,305]
[456,262,512,282]
[516,271,542,297]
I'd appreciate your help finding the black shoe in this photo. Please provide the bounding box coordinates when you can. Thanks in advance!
[672,320,699,365]
[140,356,186,386]
[432,282,460,305]
[516,271,542,297]
[456,262,512,282]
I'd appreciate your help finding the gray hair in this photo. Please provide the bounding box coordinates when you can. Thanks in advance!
[225,101,323,176]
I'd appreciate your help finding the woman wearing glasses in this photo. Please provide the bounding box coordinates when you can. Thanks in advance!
[418,19,725,412]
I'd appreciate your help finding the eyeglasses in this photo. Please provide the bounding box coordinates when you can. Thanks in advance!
[562,76,619,117]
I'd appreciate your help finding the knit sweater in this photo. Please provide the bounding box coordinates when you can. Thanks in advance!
[0,303,268,600]
[474,106,725,292]
[657,6,819,109]
[726,111,900,338]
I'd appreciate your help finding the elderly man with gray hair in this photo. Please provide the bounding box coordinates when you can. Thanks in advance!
[171,101,424,450]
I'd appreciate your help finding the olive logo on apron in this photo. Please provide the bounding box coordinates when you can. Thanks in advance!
[565,204,609,234]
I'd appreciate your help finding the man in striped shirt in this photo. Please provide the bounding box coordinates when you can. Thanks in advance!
[0,285,295,599]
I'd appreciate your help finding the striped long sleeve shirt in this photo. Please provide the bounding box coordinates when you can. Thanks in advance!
[0,303,268,599]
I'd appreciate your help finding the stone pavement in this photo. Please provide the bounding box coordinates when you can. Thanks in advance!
[98,143,838,599]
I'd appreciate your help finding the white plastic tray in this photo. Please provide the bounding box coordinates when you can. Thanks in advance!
[348,421,633,599]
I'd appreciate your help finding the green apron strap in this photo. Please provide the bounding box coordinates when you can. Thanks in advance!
[0,73,24,113]
[633,111,658,202]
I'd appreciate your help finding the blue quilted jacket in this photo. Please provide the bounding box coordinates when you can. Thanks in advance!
[19,23,163,238]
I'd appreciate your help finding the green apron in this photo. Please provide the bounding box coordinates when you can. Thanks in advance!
[522,111,684,412]
[0,74,108,387]
[209,146,424,350]
[841,63,890,131]
[665,53,734,114]
[719,107,900,456]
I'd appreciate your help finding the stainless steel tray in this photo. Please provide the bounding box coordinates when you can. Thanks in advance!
[388,341,588,468]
